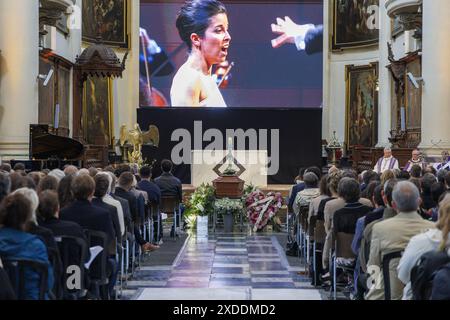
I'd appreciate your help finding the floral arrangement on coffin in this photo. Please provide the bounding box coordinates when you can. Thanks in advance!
[184,183,215,219]
[245,190,284,232]
[214,198,243,216]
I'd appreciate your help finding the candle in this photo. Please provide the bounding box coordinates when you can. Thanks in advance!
[400,107,406,131]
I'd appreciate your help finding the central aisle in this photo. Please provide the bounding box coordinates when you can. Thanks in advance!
[127,234,322,300]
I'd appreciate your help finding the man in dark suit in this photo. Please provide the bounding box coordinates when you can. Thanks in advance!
[137,166,161,205]
[38,190,88,254]
[60,174,117,298]
[115,172,159,252]
[138,166,162,243]
[154,159,182,202]
[60,174,115,243]
[271,16,323,55]
[93,174,121,246]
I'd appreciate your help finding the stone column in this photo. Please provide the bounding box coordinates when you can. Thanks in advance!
[0,0,39,161]
[418,0,450,155]
[377,0,393,148]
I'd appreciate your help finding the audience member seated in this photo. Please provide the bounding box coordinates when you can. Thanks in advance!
[106,172,131,231]
[60,174,115,244]
[424,165,437,176]
[352,184,384,256]
[93,174,122,249]
[48,169,65,183]
[57,175,75,210]
[0,172,11,203]
[360,170,378,192]
[60,174,117,298]
[88,167,98,178]
[10,172,27,192]
[0,193,54,299]
[397,197,450,299]
[445,171,450,191]
[38,190,88,244]
[154,159,182,202]
[288,167,306,212]
[0,163,12,173]
[13,163,26,174]
[380,170,395,187]
[63,165,78,176]
[96,173,125,237]
[137,166,161,205]
[421,173,438,211]
[323,174,372,272]
[12,188,59,257]
[294,172,320,215]
[115,172,158,252]
[0,257,16,300]
[308,175,330,224]
[410,164,423,179]
[37,175,59,194]
[365,181,435,300]
[397,171,411,181]
[359,180,398,277]
[333,178,372,255]
[28,172,42,187]
[429,182,447,221]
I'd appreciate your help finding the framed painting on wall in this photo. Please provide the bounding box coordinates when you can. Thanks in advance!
[345,63,379,149]
[332,0,379,51]
[82,0,128,48]
[83,77,114,146]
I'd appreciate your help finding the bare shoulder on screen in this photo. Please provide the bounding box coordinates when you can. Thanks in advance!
[170,64,202,107]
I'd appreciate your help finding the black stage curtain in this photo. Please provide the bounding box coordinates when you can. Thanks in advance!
[137,107,322,185]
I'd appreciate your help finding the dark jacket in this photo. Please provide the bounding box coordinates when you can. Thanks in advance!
[305,25,323,55]
[114,187,138,222]
[154,172,182,201]
[137,179,161,205]
[60,200,115,245]
[92,198,121,241]
[333,202,372,234]
[0,228,54,300]
[39,217,90,263]
[288,182,305,212]
[40,217,87,241]
[431,263,450,300]
[111,194,132,230]
[0,263,15,300]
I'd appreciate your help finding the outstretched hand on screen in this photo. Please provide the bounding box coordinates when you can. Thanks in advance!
[271,16,314,50]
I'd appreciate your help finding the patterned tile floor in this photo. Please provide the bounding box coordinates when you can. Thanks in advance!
[121,233,322,300]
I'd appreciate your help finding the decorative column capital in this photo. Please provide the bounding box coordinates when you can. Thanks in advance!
[39,0,75,35]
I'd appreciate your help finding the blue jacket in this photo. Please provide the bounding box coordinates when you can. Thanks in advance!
[137,179,161,205]
[0,228,54,300]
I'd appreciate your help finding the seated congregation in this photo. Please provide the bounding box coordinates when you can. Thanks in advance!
[287,161,450,300]
[0,160,182,300]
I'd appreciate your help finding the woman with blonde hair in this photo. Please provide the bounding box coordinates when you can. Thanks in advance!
[397,197,450,299]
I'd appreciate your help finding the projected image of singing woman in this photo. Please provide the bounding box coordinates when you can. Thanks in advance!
[170,0,231,107]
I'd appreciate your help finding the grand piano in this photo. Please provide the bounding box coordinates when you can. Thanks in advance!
[25,124,85,170]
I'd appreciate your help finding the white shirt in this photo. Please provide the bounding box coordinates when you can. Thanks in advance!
[397,228,447,300]
[374,156,399,173]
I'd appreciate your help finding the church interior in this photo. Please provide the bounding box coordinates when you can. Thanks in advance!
[0,0,449,303]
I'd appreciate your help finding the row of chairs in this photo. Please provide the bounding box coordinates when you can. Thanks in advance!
[287,204,404,300]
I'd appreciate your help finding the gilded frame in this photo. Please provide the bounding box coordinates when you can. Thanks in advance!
[332,0,379,51]
[82,0,129,48]
[345,63,379,149]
